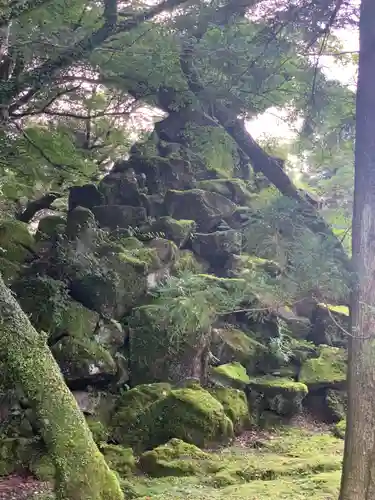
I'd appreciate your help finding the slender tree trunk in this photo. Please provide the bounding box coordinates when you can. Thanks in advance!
[0,277,123,500]
[339,1,375,498]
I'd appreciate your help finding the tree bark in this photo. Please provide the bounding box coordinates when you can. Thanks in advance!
[339,1,375,498]
[0,277,123,500]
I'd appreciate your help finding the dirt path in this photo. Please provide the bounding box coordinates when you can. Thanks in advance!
[0,475,50,500]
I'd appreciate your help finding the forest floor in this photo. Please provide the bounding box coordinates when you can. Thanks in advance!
[0,415,343,500]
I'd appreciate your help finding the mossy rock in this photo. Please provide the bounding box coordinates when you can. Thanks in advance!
[211,362,250,389]
[247,377,308,417]
[110,383,172,448]
[0,219,34,263]
[13,276,71,334]
[147,386,234,449]
[0,437,35,476]
[129,305,211,386]
[139,438,212,477]
[86,417,109,445]
[309,303,349,348]
[333,419,346,439]
[149,217,196,247]
[229,253,281,278]
[36,215,66,241]
[51,336,116,386]
[29,453,56,481]
[173,249,207,275]
[64,238,152,318]
[325,389,347,422]
[101,444,136,477]
[192,230,242,262]
[0,257,21,285]
[196,179,254,205]
[299,346,347,388]
[93,205,147,231]
[209,387,251,434]
[164,189,236,232]
[211,326,265,372]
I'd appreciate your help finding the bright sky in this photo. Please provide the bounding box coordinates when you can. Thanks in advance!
[247,28,359,142]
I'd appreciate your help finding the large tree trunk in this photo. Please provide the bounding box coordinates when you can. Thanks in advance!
[339,0,375,498]
[0,277,123,500]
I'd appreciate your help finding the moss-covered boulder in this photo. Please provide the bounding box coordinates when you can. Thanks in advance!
[164,189,236,232]
[0,437,34,476]
[69,184,105,211]
[92,205,147,231]
[209,387,251,433]
[299,346,347,388]
[0,257,21,285]
[13,276,99,340]
[228,253,281,279]
[196,179,254,205]
[192,230,242,263]
[172,249,207,275]
[247,377,308,417]
[147,386,234,449]
[36,215,66,241]
[325,389,347,422]
[13,276,71,334]
[139,438,212,477]
[333,419,346,439]
[0,219,34,263]
[210,326,264,372]
[61,237,154,318]
[66,206,97,242]
[51,336,116,386]
[101,444,136,477]
[110,383,172,447]
[129,305,211,385]
[148,217,196,247]
[308,303,349,347]
[117,155,194,195]
[211,362,250,389]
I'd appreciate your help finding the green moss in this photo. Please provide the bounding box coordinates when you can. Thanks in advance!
[212,362,250,387]
[0,437,33,476]
[0,219,34,263]
[173,250,206,275]
[299,346,347,386]
[36,215,66,241]
[101,444,136,477]
[248,377,308,417]
[120,428,343,499]
[209,387,251,433]
[87,417,109,445]
[333,419,346,439]
[196,179,254,205]
[147,386,234,449]
[150,217,196,247]
[139,438,213,477]
[325,389,347,422]
[13,276,71,334]
[211,326,265,371]
[0,279,123,499]
[30,453,56,481]
[235,254,281,277]
[110,383,172,447]
[0,257,20,285]
[318,303,349,316]
[51,336,116,383]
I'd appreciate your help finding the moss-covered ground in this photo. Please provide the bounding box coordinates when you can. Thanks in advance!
[121,427,343,499]
[21,426,344,500]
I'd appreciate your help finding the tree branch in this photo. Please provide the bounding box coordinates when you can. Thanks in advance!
[0,0,52,29]
[17,192,61,223]
[1,0,188,110]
